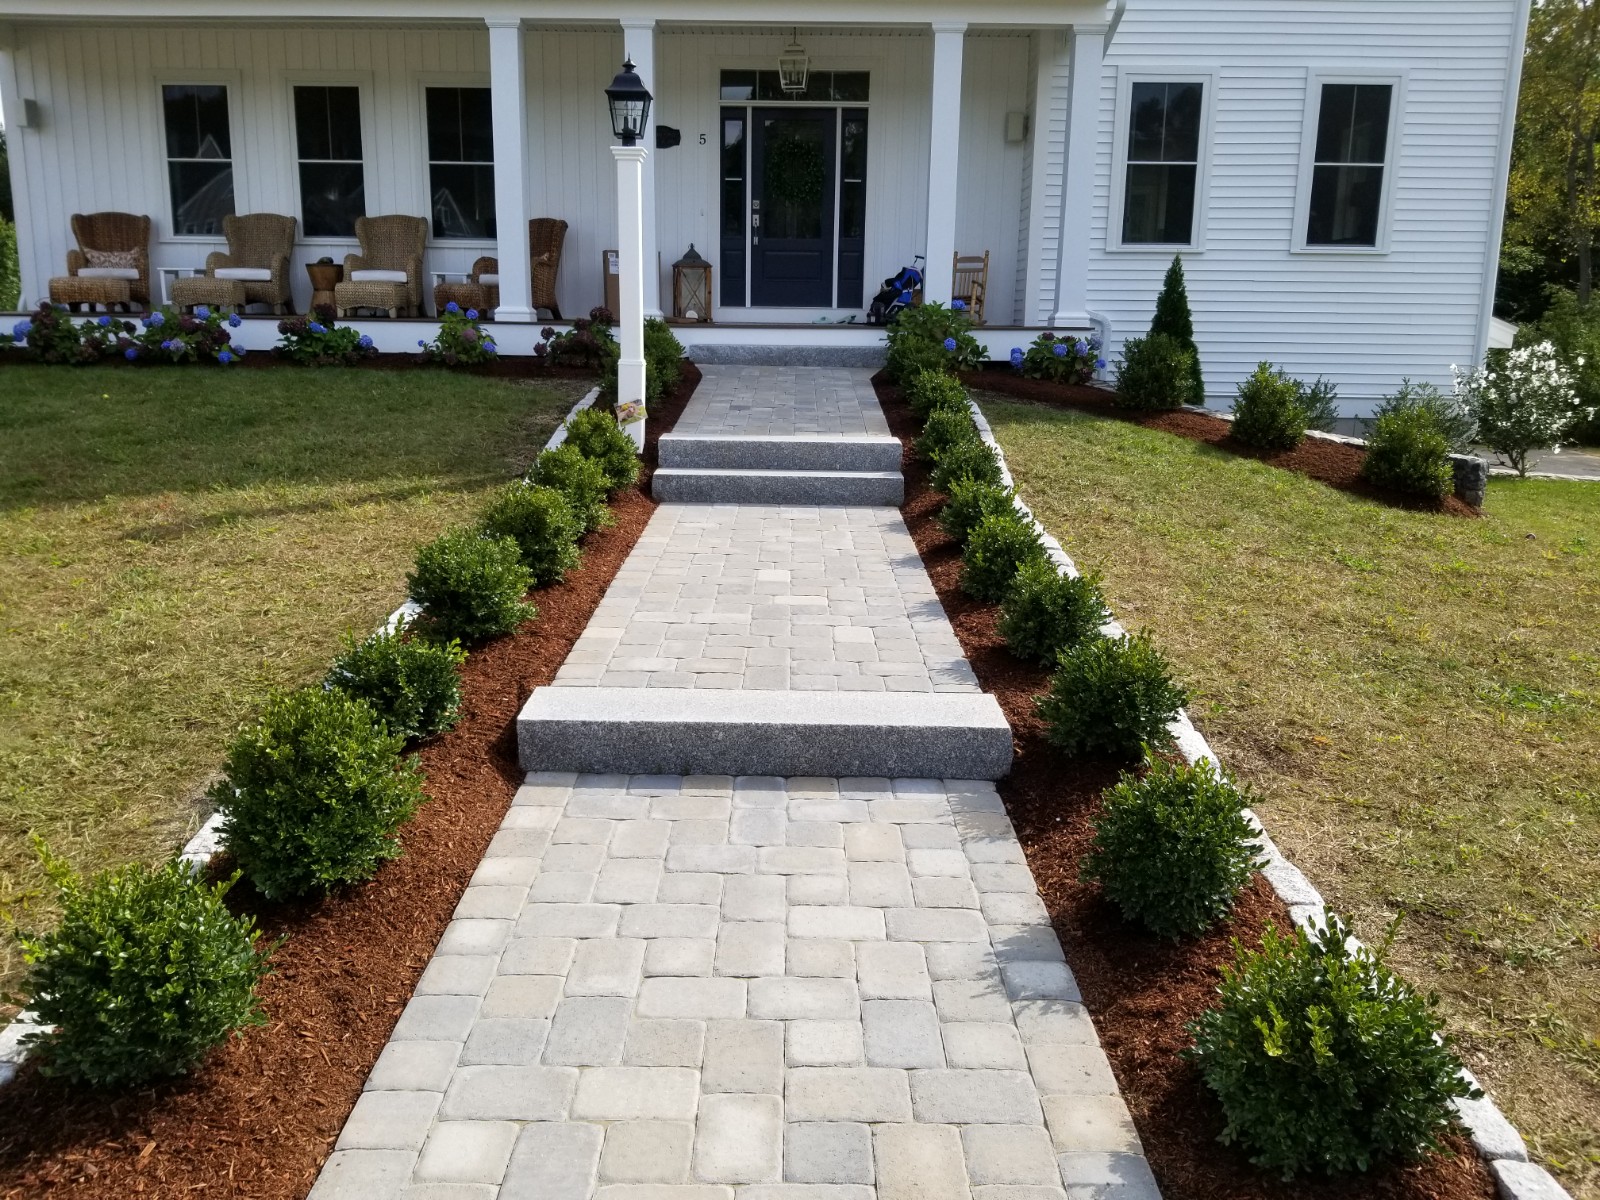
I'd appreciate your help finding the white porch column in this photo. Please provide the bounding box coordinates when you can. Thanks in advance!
[622,20,662,318]
[0,33,41,309]
[487,18,535,322]
[922,21,967,305]
[613,144,649,449]
[1023,29,1068,326]
[1052,24,1106,328]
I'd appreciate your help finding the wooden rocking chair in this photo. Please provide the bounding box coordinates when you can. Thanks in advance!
[952,250,990,325]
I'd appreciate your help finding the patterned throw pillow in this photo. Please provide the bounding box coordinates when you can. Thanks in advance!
[85,249,139,270]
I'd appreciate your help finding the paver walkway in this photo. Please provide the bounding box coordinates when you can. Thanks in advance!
[312,369,1159,1200]
[675,367,890,439]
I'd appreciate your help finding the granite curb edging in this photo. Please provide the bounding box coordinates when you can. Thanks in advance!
[963,395,1572,1200]
[0,385,604,1091]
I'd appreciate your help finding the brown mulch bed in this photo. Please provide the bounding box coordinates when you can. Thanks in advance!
[961,368,1480,518]
[878,371,1496,1200]
[0,367,698,1200]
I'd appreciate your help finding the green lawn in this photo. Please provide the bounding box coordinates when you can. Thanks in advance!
[0,365,582,992]
[979,394,1600,1198]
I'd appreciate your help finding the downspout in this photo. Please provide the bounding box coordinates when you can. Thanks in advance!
[1477,0,1533,362]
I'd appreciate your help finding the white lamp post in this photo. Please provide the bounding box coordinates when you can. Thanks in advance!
[606,58,653,451]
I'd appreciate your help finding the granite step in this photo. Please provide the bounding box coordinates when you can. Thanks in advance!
[516,687,1014,779]
[652,466,903,506]
[659,432,903,473]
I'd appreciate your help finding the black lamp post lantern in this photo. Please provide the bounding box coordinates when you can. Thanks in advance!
[605,57,653,145]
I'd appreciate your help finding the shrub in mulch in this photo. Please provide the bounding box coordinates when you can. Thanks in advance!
[875,370,1497,1200]
[0,366,700,1200]
[960,367,1481,517]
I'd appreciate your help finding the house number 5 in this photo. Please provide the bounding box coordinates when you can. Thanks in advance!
[700,133,708,144]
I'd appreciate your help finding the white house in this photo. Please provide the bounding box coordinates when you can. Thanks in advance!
[0,0,1531,410]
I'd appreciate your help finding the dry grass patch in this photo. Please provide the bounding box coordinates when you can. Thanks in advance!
[980,393,1600,1198]
[0,366,583,995]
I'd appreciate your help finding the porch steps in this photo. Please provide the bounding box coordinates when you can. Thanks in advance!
[652,466,904,506]
[516,688,1013,780]
[659,432,903,473]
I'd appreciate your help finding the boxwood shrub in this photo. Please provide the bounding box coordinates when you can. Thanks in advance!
[1080,755,1261,939]
[215,687,426,900]
[931,438,1004,494]
[938,477,1017,546]
[1187,917,1479,1177]
[479,481,584,587]
[409,528,537,645]
[907,367,971,419]
[1231,362,1308,451]
[16,847,273,1087]
[327,625,466,741]
[916,406,978,463]
[1037,632,1187,759]
[997,558,1111,664]
[529,443,613,532]
[961,510,1048,603]
[1360,405,1453,500]
[1114,332,1198,410]
[562,407,641,493]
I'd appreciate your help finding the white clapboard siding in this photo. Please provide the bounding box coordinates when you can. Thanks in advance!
[955,33,1030,326]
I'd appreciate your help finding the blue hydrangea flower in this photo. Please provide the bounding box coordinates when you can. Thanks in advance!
[951,299,966,311]
[358,334,374,349]
[446,301,460,314]
[124,347,138,360]
[418,339,428,348]
[485,342,498,354]
[98,315,112,328]
[218,350,233,364]
[140,318,153,329]
[150,312,166,327]
[11,320,31,340]
[1010,347,1024,368]
[943,337,958,352]
[234,346,246,357]
[1075,339,1088,355]
[1052,343,1068,358]
[228,313,243,328]
[1095,358,1107,370]
[466,308,479,320]
[309,321,327,335]
[196,306,211,320]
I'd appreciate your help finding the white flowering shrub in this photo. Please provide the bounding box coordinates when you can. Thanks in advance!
[1453,342,1595,476]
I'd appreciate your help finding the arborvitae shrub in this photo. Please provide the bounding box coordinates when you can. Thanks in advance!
[327,625,466,741]
[1080,755,1261,939]
[997,558,1111,664]
[939,477,1017,546]
[1361,406,1453,499]
[1231,362,1309,452]
[1150,254,1204,401]
[529,444,613,532]
[17,847,272,1086]
[1299,376,1341,432]
[907,367,971,419]
[916,406,978,463]
[961,510,1047,603]
[562,407,641,493]
[1114,333,1198,410]
[931,438,1004,494]
[214,687,426,900]
[1187,917,1479,1177]
[408,528,537,645]
[1037,632,1188,759]
[479,482,584,586]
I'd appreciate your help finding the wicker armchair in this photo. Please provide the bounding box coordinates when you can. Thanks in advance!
[64,212,152,309]
[205,214,297,314]
[439,219,567,319]
[335,215,428,318]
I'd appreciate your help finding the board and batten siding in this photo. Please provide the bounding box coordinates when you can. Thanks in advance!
[1083,0,1526,410]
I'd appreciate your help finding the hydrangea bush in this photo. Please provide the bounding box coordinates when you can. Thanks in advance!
[1453,341,1594,476]
[277,306,377,366]
[422,301,499,366]
[537,307,621,371]
[884,301,984,380]
[123,306,246,365]
[1010,331,1105,385]
[7,304,134,364]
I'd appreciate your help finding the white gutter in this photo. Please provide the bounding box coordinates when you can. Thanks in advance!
[1106,0,1127,46]
[1477,0,1533,364]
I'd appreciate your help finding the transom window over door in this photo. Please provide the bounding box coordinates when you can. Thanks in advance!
[294,85,365,238]
[1306,83,1393,247]
[162,84,235,237]
[1121,81,1203,246]
[426,87,495,239]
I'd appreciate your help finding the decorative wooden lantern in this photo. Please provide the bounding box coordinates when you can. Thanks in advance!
[672,244,712,322]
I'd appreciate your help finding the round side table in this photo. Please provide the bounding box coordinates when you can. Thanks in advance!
[305,262,344,313]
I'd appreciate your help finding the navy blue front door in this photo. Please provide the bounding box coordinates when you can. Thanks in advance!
[749,108,836,308]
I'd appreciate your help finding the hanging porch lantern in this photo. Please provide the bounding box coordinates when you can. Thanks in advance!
[777,30,810,94]
[672,244,712,322]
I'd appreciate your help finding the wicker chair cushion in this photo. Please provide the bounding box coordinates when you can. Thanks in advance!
[78,267,140,280]
[350,268,409,283]
[215,267,273,281]
[85,248,140,270]
[479,273,500,284]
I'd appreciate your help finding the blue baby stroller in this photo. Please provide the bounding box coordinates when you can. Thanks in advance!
[867,255,925,325]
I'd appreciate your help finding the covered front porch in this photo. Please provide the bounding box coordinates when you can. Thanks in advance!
[0,0,1114,340]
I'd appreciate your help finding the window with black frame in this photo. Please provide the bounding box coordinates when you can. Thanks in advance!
[294,85,366,238]
[1306,83,1392,247]
[426,87,495,239]
[1121,80,1203,246]
[162,84,235,237]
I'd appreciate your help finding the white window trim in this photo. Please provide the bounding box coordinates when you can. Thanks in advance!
[154,71,244,244]
[1106,67,1216,255]
[1291,69,1407,256]
[416,74,496,249]
[285,71,376,246]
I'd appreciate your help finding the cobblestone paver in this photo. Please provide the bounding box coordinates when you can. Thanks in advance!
[314,775,1159,1200]
[674,366,891,438]
[549,506,979,694]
